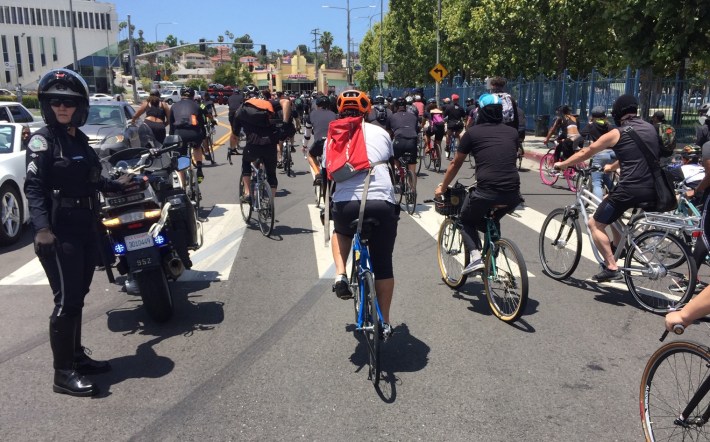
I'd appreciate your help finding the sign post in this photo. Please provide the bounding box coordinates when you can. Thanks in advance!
[430,63,448,104]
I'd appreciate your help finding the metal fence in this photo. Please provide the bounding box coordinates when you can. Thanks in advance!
[376,68,710,142]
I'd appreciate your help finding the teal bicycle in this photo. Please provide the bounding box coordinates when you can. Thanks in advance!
[434,183,529,322]
[348,218,387,386]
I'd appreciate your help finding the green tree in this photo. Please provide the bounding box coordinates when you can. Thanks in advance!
[165,34,178,48]
[329,46,344,69]
[320,31,334,68]
[186,78,208,91]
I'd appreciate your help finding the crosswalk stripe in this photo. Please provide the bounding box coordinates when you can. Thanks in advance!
[0,204,246,286]
[307,203,336,279]
[406,202,536,278]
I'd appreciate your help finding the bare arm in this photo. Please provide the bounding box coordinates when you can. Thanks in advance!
[687,157,710,198]
[163,103,171,127]
[131,102,148,123]
[555,129,620,169]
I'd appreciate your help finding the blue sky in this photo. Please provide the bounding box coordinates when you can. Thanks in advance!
[114,0,388,55]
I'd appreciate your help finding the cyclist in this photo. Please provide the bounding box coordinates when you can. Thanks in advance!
[196,94,216,163]
[487,76,519,130]
[303,94,336,182]
[554,94,659,282]
[426,105,446,156]
[169,87,206,182]
[366,95,392,130]
[544,105,582,164]
[695,104,710,146]
[434,93,521,275]
[413,94,425,118]
[388,97,420,194]
[580,106,615,200]
[667,144,704,188]
[293,93,304,133]
[443,93,466,158]
[329,90,398,338]
[228,87,245,153]
[232,86,278,202]
[130,89,170,143]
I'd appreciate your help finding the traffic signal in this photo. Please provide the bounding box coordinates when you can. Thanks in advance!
[260,45,267,57]
[248,62,254,72]
[199,38,206,52]
[154,70,161,81]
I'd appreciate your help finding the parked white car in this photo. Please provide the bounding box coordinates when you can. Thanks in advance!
[89,93,114,102]
[160,89,180,104]
[0,123,29,246]
[0,88,17,98]
[0,102,43,133]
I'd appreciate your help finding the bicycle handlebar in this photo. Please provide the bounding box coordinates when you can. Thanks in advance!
[660,324,685,342]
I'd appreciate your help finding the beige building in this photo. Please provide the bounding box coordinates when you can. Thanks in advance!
[249,50,350,94]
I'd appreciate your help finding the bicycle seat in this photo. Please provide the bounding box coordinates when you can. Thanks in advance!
[349,217,380,240]
[399,152,415,164]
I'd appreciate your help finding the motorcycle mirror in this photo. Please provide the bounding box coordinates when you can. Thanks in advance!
[176,156,191,171]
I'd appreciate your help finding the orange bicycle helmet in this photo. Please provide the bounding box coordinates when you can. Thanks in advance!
[337,90,371,115]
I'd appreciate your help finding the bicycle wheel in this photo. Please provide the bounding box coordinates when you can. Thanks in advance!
[405,170,417,215]
[538,207,583,280]
[283,141,293,177]
[239,179,252,222]
[517,145,524,170]
[640,340,710,441]
[484,238,528,322]
[423,146,432,170]
[417,135,424,175]
[539,154,559,185]
[434,145,442,172]
[437,218,469,289]
[564,167,577,192]
[363,272,381,387]
[187,169,201,214]
[624,230,696,313]
[256,182,275,236]
[396,172,404,205]
[350,260,360,323]
[206,132,216,164]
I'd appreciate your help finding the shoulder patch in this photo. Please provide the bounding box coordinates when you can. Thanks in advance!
[28,135,49,152]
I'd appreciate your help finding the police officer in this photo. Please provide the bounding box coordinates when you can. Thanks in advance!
[25,69,133,397]
[169,87,206,182]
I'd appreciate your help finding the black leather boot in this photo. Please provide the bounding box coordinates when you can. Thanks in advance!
[73,315,111,375]
[50,316,97,397]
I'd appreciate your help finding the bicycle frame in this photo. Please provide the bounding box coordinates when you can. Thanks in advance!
[673,373,710,427]
[352,234,384,332]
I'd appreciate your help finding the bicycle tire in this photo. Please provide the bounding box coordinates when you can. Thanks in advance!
[624,230,696,314]
[207,132,216,164]
[517,146,524,170]
[417,135,424,175]
[434,144,442,172]
[437,218,468,289]
[256,182,275,236]
[405,170,417,215]
[484,238,528,322]
[283,141,293,177]
[396,171,405,205]
[187,169,201,214]
[640,340,710,441]
[363,272,381,387]
[538,207,583,280]
[423,146,432,170]
[564,167,577,192]
[539,154,559,186]
[239,179,252,222]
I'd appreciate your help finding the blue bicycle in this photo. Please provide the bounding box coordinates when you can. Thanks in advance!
[348,218,386,386]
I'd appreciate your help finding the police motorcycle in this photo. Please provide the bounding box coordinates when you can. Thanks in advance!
[100,135,202,322]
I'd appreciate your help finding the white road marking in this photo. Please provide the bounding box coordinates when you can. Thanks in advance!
[0,204,246,286]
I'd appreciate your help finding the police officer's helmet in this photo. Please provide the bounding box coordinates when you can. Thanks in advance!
[315,95,331,108]
[37,69,90,127]
[180,87,195,98]
[427,98,436,105]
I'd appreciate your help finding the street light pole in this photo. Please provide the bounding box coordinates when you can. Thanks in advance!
[435,0,441,105]
[323,3,375,87]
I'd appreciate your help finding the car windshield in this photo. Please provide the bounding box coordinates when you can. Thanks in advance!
[86,105,124,126]
[0,125,15,153]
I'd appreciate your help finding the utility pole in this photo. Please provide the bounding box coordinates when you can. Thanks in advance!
[312,28,321,93]
[127,15,138,103]
[379,0,383,94]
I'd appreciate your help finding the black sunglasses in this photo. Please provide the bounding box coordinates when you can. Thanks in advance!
[49,98,78,108]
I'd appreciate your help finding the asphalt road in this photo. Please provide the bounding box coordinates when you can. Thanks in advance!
[1,105,706,441]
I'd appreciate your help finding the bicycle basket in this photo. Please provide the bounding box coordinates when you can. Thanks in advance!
[435,185,467,216]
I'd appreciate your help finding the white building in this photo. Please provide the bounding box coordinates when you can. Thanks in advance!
[0,0,118,93]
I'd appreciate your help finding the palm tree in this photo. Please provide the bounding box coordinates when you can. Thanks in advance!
[320,31,333,69]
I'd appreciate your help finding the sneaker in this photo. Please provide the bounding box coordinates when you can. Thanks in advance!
[196,168,204,183]
[333,276,353,300]
[276,161,283,169]
[462,258,485,275]
[204,152,213,162]
[381,322,393,341]
[592,268,622,282]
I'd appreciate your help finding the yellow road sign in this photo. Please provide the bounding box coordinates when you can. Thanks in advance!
[429,63,449,82]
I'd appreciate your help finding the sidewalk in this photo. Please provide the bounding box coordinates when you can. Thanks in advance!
[521,134,550,163]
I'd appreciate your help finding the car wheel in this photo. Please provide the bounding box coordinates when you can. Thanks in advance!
[166,99,173,105]
[0,183,24,246]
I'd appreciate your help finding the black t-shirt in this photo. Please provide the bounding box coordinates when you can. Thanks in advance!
[444,104,466,123]
[581,120,611,142]
[458,123,520,192]
[366,107,392,130]
[309,108,337,140]
[228,92,244,115]
[613,117,659,190]
[387,111,419,139]
[696,124,710,146]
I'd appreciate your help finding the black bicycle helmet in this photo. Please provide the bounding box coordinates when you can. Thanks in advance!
[180,87,195,98]
[37,68,90,127]
[243,84,259,98]
[465,97,474,106]
[394,97,407,108]
[611,94,638,126]
[372,95,385,105]
[315,95,331,108]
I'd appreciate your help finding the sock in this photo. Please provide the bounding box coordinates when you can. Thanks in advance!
[470,250,482,262]
[334,273,347,284]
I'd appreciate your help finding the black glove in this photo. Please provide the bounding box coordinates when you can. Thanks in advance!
[114,173,139,192]
[34,228,57,258]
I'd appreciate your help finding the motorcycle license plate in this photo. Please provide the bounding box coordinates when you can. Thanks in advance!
[125,232,154,251]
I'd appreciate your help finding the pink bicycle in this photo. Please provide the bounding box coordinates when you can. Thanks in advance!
[539,140,584,192]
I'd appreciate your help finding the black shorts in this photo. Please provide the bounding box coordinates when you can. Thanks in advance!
[593,186,656,224]
[428,125,445,142]
[173,128,204,156]
[332,200,399,280]
[393,137,418,164]
[242,145,278,188]
[145,120,166,143]
[279,122,296,141]
[309,138,326,158]
[448,121,463,132]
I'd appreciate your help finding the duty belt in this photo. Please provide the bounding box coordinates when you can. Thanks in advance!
[59,196,94,209]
